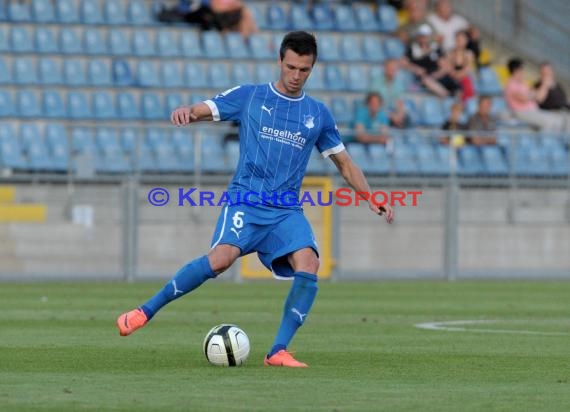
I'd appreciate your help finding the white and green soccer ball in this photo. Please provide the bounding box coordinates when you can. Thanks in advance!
[203,324,250,367]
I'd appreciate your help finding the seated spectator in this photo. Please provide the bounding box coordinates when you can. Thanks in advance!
[403,24,460,98]
[447,30,476,102]
[440,102,467,146]
[534,62,570,111]
[504,58,570,132]
[397,0,433,45]
[370,59,411,128]
[353,92,391,145]
[467,95,497,145]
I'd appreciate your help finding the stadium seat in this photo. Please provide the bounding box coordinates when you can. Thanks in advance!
[43,90,66,118]
[325,65,346,91]
[67,91,91,119]
[333,5,357,32]
[362,37,385,63]
[377,5,398,33]
[165,93,183,115]
[13,57,38,85]
[393,144,418,175]
[416,144,441,175]
[188,94,207,106]
[157,30,179,57]
[88,59,112,86]
[368,144,390,174]
[7,0,31,22]
[458,146,483,175]
[248,33,273,60]
[109,30,131,56]
[330,97,352,126]
[290,5,313,30]
[116,92,140,119]
[92,91,116,119]
[0,131,27,170]
[72,127,96,154]
[45,124,69,171]
[56,0,79,23]
[248,3,267,30]
[340,35,363,62]
[17,90,42,118]
[0,91,14,117]
[137,60,160,88]
[184,63,208,88]
[347,66,369,92]
[145,127,167,149]
[60,28,82,55]
[347,144,372,172]
[319,34,340,62]
[128,0,153,25]
[81,0,103,24]
[161,61,184,88]
[311,4,334,31]
[516,146,550,176]
[255,63,277,84]
[34,27,57,55]
[112,60,134,86]
[104,0,127,25]
[155,142,182,173]
[201,138,227,173]
[0,57,10,84]
[180,31,203,58]
[232,64,254,85]
[267,4,287,31]
[32,0,54,22]
[172,128,194,170]
[84,28,106,55]
[384,38,405,59]
[0,27,7,52]
[202,31,226,59]
[481,145,508,175]
[354,5,378,32]
[95,127,122,155]
[133,30,156,57]
[419,97,446,127]
[209,63,231,89]
[226,32,250,60]
[120,127,138,155]
[306,148,326,175]
[10,26,33,53]
[141,92,163,120]
[21,125,53,170]
[63,59,87,86]
[305,66,325,91]
[477,67,503,95]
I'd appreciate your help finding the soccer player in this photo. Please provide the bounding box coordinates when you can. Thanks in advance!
[117,31,394,368]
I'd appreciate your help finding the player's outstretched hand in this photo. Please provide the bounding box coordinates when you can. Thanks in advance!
[368,201,394,224]
[171,106,198,126]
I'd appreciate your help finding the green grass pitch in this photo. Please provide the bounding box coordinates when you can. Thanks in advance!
[1,280,569,411]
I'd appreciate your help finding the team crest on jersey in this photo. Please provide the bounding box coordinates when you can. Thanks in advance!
[303,115,315,129]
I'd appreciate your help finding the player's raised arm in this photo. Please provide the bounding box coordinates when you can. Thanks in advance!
[171,102,213,126]
[329,150,395,224]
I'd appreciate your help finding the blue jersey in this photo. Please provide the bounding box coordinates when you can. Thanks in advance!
[204,83,345,208]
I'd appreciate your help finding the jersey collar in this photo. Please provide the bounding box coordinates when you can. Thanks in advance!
[269,82,305,102]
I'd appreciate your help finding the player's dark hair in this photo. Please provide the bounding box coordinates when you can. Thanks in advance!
[507,58,523,74]
[280,31,318,65]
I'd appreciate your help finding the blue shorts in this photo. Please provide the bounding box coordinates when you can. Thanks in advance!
[210,204,319,279]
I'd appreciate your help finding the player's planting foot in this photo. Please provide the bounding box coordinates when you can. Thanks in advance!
[116,308,148,336]
[264,350,308,368]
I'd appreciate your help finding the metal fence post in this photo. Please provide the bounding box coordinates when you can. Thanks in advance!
[443,144,459,281]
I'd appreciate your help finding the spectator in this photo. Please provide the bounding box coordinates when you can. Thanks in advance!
[467,95,497,145]
[440,102,467,146]
[504,58,570,132]
[448,30,476,102]
[370,59,410,128]
[534,62,570,111]
[403,24,460,98]
[353,92,391,145]
[397,0,433,45]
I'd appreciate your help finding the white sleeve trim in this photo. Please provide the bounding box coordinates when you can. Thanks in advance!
[320,143,346,158]
[204,100,220,121]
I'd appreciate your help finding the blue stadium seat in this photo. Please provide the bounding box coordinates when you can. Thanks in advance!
[334,5,357,32]
[35,27,58,54]
[515,146,550,176]
[45,124,69,171]
[248,3,267,30]
[95,127,121,154]
[10,26,33,53]
[305,66,325,91]
[60,28,82,54]
[67,91,91,119]
[319,34,340,62]
[481,145,508,175]
[226,32,250,59]
[347,66,369,92]
[255,63,276,84]
[120,127,137,155]
[56,0,79,23]
[189,94,207,106]
[145,127,167,149]
[202,31,226,59]
[0,27,7,52]
[232,64,254,85]
[377,5,398,33]
[72,127,96,154]
[354,5,378,31]
[141,92,163,120]
[14,58,38,85]
[128,0,153,25]
[248,33,273,60]
[209,63,231,89]
[184,63,207,88]
[393,144,418,175]
[92,91,116,119]
[0,91,14,117]
[306,148,326,175]
[330,97,352,126]
[20,124,53,170]
[384,38,405,59]
[477,67,502,95]
[416,144,442,175]
[137,60,160,87]
[84,28,106,55]
[157,30,179,57]
[180,31,203,58]
[116,92,140,119]
[347,144,372,172]
[311,4,334,31]
[201,138,227,173]
[109,30,131,56]
[0,131,27,170]
[226,141,240,171]
[8,0,31,22]
[0,57,10,84]
[420,97,446,127]
[362,37,385,63]
[161,61,184,88]
[17,90,41,118]
[88,59,112,86]
[132,30,156,57]
[155,142,182,173]
[290,5,313,30]
[547,143,569,177]
[19,124,40,148]
[172,129,194,172]
[104,0,127,25]
[368,144,390,174]
[340,35,363,62]
[43,90,66,118]
[165,93,183,115]
[112,60,134,86]
[81,0,103,24]
[325,65,346,91]
[491,97,508,116]
[458,146,483,175]
[267,4,287,30]
[63,59,87,86]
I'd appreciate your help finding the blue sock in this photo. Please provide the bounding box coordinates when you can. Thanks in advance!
[140,255,215,320]
[268,272,318,357]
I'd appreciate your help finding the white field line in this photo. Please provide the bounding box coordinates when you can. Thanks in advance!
[414,320,570,336]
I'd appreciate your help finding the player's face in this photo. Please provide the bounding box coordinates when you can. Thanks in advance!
[277,49,314,96]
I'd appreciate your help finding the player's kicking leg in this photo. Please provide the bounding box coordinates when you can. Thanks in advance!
[116,245,240,336]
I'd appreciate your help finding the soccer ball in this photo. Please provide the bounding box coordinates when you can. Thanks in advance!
[203,324,250,367]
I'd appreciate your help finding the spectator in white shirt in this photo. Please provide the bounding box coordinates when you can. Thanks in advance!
[427,0,469,51]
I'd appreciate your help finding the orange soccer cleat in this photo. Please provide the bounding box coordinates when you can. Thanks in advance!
[264,350,308,368]
[116,308,148,336]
